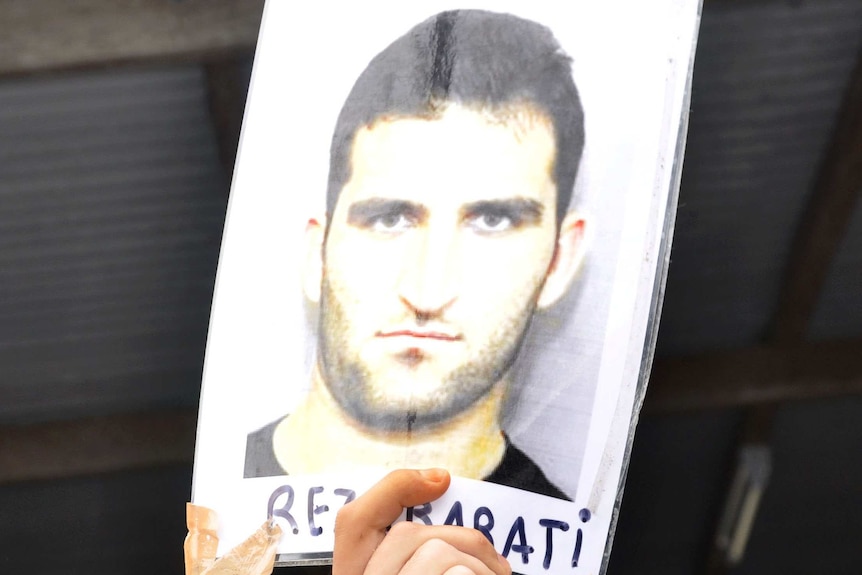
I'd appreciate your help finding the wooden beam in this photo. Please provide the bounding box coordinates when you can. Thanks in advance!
[769,47,862,343]
[0,0,264,77]
[0,339,860,483]
[0,410,195,484]
[645,338,862,412]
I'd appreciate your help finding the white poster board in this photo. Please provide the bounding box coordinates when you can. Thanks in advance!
[192,2,700,574]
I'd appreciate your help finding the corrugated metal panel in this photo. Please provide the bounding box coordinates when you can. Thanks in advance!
[0,466,190,575]
[657,0,862,355]
[0,65,228,422]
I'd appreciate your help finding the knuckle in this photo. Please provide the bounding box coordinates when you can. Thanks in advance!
[386,521,420,539]
[467,528,492,549]
[415,537,452,559]
[334,500,358,525]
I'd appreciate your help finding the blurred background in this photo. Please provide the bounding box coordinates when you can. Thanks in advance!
[0,1,860,574]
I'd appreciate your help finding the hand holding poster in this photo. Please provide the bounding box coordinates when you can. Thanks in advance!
[192,2,701,574]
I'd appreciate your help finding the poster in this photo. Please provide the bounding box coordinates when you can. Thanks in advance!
[192,1,701,574]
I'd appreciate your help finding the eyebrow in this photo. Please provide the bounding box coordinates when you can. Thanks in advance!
[460,198,545,226]
[346,198,428,226]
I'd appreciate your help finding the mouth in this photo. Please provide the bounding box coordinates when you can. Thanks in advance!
[376,329,462,342]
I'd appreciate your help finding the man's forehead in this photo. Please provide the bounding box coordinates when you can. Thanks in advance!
[334,103,557,209]
[365,99,556,141]
[327,110,559,226]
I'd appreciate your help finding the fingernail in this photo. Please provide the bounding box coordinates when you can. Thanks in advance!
[419,468,447,482]
[498,552,511,570]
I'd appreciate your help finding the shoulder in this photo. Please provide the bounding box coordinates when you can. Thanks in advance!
[243,417,287,478]
[484,437,570,501]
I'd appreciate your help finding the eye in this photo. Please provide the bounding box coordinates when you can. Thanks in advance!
[348,200,425,232]
[372,213,413,232]
[468,212,513,233]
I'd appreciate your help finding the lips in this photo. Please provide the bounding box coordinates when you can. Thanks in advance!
[376,329,462,341]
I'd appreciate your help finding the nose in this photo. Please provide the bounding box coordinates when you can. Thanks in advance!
[397,223,459,322]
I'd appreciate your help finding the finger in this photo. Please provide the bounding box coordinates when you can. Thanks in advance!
[333,468,450,575]
[397,538,497,575]
[443,567,477,575]
[366,522,510,575]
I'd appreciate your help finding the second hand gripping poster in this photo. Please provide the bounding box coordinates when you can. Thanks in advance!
[192,2,701,574]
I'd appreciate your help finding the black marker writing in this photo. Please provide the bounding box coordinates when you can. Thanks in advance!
[334,488,356,505]
[474,507,495,545]
[406,502,433,525]
[266,484,357,537]
[502,516,534,565]
[571,529,583,567]
[264,483,592,569]
[444,501,464,526]
[308,486,328,536]
[538,519,569,569]
[571,508,591,568]
[267,485,299,535]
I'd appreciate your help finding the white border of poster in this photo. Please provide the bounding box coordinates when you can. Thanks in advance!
[192,2,700,574]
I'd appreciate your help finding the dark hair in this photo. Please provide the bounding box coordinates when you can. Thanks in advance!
[326,9,584,224]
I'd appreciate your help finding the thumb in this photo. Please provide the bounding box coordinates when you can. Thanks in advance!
[333,468,450,575]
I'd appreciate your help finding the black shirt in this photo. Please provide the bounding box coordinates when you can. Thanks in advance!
[244,417,569,500]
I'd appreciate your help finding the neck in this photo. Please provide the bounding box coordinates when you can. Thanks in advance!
[273,364,508,479]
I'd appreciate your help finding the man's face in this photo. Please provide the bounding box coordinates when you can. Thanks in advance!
[317,104,560,433]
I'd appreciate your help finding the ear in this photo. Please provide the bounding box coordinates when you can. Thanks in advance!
[537,211,588,309]
[303,216,326,303]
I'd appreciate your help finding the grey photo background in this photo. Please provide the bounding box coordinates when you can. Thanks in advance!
[503,142,624,498]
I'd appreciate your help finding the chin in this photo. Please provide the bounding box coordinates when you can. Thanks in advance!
[349,394,477,433]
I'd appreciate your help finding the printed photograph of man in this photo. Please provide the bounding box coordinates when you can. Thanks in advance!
[244,9,587,500]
